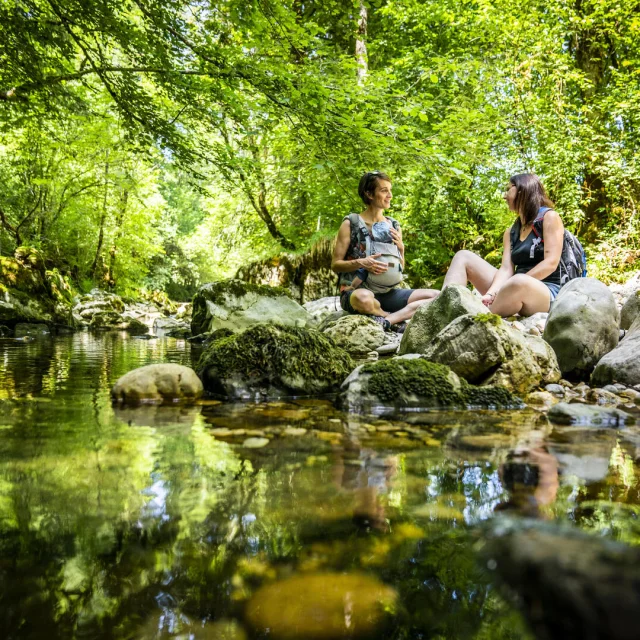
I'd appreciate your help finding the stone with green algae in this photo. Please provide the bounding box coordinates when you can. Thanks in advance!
[196,324,354,400]
[245,572,398,640]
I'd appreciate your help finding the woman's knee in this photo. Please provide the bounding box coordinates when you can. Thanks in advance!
[451,249,478,265]
[350,289,376,311]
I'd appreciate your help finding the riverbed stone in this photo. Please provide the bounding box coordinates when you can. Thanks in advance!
[421,313,560,394]
[196,324,354,400]
[548,402,633,426]
[14,323,50,338]
[398,284,486,355]
[125,317,149,335]
[543,278,619,379]
[245,573,398,640]
[620,289,640,330]
[586,388,620,405]
[340,357,521,413]
[191,280,311,336]
[322,314,390,356]
[482,517,640,640]
[111,364,203,405]
[591,315,640,387]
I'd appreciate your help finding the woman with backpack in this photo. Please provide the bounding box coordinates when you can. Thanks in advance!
[442,173,566,317]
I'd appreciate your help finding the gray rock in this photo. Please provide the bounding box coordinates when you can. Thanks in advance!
[544,278,619,378]
[89,310,125,329]
[586,388,620,405]
[398,284,486,355]
[111,364,203,405]
[421,313,560,394]
[548,402,633,426]
[153,316,189,337]
[125,317,149,335]
[591,315,640,387]
[544,383,565,396]
[482,517,640,640]
[317,309,349,332]
[518,311,548,335]
[191,280,311,335]
[322,314,389,356]
[302,296,342,327]
[14,323,50,338]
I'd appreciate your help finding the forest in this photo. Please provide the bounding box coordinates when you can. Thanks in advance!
[1,0,639,300]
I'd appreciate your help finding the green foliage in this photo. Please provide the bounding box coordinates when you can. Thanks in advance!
[1,0,639,295]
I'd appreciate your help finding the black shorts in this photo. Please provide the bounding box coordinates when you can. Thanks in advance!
[340,288,414,314]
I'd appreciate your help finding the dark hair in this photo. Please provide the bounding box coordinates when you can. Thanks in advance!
[509,173,555,225]
[358,171,391,205]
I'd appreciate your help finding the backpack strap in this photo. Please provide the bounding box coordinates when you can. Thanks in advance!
[531,207,552,241]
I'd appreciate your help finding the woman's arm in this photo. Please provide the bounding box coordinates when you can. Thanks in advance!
[525,210,564,280]
[482,228,515,305]
[331,219,388,275]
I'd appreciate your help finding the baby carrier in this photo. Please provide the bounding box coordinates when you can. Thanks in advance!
[341,213,404,293]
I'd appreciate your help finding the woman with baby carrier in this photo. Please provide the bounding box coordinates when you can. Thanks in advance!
[331,171,438,331]
[442,173,568,317]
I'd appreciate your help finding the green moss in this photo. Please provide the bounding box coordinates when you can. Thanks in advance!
[199,279,290,305]
[473,312,502,326]
[361,359,462,405]
[197,324,354,395]
[359,358,521,409]
[462,383,522,408]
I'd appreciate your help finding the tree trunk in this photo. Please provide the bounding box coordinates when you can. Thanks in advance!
[355,0,368,85]
[91,156,109,278]
[107,188,128,288]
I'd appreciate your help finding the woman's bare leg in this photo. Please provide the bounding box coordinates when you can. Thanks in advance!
[442,250,498,294]
[490,274,551,317]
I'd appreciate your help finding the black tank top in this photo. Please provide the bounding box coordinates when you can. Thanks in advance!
[510,217,562,286]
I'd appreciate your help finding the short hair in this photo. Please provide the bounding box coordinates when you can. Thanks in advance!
[358,171,391,205]
[509,173,555,225]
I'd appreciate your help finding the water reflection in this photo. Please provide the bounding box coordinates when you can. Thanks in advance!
[0,334,638,638]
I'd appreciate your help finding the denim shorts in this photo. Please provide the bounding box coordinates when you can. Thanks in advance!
[545,282,561,301]
[340,287,413,314]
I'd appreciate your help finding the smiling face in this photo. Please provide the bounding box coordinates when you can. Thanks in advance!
[368,179,392,210]
[504,182,517,211]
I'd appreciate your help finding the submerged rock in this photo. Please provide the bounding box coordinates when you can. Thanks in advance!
[591,315,640,388]
[398,284,486,355]
[544,278,619,379]
[191,279,311,336]
[482,517,640,640]
[111,364,203,405]
[547,402,634,427]
[340,356,521,413]
[422,313,560,394]
[14,323,50,338]
[322,314,391,356]
[196,324,354,400]
[245,573,398,640]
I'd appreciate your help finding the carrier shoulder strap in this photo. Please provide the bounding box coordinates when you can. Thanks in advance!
[531,207,552,241]
[344,213,372,257]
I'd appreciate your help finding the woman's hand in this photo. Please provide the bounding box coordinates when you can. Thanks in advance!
[358,254,388,274]
[389,227,404,254]
[481,292,496,307]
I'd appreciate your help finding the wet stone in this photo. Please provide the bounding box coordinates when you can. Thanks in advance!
[245,573,398,640]
[586,388,620,405]
[544,384,565,396]
[548,402,634,427]
[242,437,270,448]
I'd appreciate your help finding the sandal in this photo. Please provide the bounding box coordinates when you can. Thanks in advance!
[371,315,391,331]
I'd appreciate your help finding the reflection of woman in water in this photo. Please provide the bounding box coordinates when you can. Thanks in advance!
[331,435,399,531]
[496,447,559,517]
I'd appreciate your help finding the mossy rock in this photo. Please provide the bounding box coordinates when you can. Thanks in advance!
[191,279,310,335]
[245,572,398,640]
[340,356,522,413]
[196,324,354,400]
[89,310,125,329]
[322,314,388,355]
[125,317,149,335]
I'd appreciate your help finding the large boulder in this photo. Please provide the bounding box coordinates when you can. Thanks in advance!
[196,324,354,400]
[111,364,203,405]
[302,296,342,327]
[620,289,640,330]
[482,518,640,640]
[543,278,618,379]
[245,573,398,640]
[398,284,486,355]
[73,289,126,328]
[421,313,560,394]
[591,315,640,387]
[191,280,311,336]
[322,315,394,356]
[340,356,521,413]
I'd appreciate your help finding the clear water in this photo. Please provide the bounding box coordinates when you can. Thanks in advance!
[0,333,638,639]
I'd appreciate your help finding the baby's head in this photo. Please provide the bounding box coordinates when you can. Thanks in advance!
[371,220,393,244]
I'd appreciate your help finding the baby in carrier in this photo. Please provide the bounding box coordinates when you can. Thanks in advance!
[347,219,401,291]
